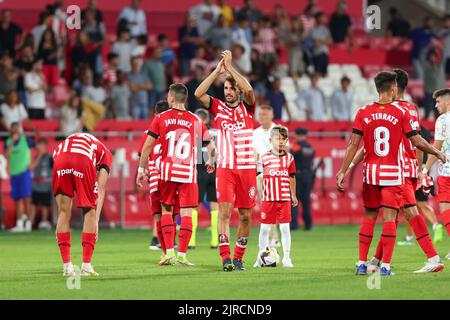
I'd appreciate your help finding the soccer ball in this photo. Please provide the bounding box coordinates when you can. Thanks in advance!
[258,247,280,267]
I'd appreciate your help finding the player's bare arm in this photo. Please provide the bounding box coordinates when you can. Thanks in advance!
[290,176,298,207]
[221,50,255,106]
[410,135,446,164]
[423,139,445,174]
[136,135,156,188]
[95,168,109,238]
[205,140,216,174]
[345,146,364,177]
[336,133,362,191]
[194,59,225,108]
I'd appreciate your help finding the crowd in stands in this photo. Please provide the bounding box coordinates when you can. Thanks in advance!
[0,0,449,133]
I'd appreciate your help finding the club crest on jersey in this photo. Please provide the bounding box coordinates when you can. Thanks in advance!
[261,212,266,220]
[249,186,256,199]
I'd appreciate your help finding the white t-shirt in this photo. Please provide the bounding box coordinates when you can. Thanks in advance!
[118,6,147,37]
[112,42,133,73]
[253,123,276,159]
[190,3,221,36]
[434,112,450,177]
[25,72,46,109]
[0,103,28,131]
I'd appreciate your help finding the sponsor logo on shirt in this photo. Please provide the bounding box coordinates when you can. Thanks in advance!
[221,120,245,131]
[57,168,84,179]
[268,169,289,177]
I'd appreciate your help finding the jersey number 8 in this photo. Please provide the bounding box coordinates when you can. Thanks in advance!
[374,126,390,157]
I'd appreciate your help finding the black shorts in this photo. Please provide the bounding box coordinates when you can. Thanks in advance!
[197,166,217,203]
[32,191,52,206]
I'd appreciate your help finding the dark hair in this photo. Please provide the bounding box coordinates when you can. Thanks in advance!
[392,68,408,91]
[433,88,450,99]
[314,12,324,21]
[37,137,48,144]
[341,75,351,83]
[374,71,397,93]
[389,7,398,16]
[155,100,170,114]
[169,83,188,104]
[38,28,57,52]
[107,52,118,61]
[224,76,238,89]
[271,125,289,139]
[157,33,168,42]
[259,104,273,112]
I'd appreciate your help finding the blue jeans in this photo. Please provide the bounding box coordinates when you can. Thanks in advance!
[132,101,149,119]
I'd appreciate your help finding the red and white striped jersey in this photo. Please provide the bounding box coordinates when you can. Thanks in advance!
[352,102,418,186]
[53,132,113,172]
[138,131,162,193]
[208,97,256,170]
[148,108,210,184]
[394,100,421,178]
[261,151,296,202]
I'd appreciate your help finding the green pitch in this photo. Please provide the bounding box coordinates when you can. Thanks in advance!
[1,225,450,300]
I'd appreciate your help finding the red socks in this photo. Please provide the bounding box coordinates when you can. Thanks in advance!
[443,210,450,235]
[161,214,175,251]
[219,234,231,263]
[233,237,248,261]
[409,215,438,259]
[178,216,192,254]
[381,221,397,263]
[81,233,96,263]
[374,238,383,261]
[359,218,376,261]
[156,220,166,254]
[57,232,71,264]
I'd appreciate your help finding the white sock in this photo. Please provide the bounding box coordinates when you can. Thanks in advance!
[63,262,73,268]
[381,263,390,270]
[279,223,291,259]
[81,262,92,270]
[405,235,414,241]
[358,260,367,266]
[258,224,271,252]
[433,223,438,230]
[178,252,186,258]
[166,248,175,255]
[428,255,441,263]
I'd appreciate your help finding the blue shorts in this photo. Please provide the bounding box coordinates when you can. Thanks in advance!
[10,170,32,200]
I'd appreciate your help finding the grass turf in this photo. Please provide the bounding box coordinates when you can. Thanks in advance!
[0,225,450,300]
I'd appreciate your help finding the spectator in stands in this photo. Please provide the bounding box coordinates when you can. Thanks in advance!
[15,45,34,105]
[301,0,320,33]
[330,76,353,121]
[112,28,133,73]
[110,70,131,119]
[309,12,332,76]
[5,122,34,232]
[186,65,207,112]
[32,11,51,53]
[81,95,105,132]
[82,8,106,44]
[131,34,148,59]
[217,0,233,27]
[25,57,47,119]
[178,13,202,77]
[249,48,267,103]
[60,92,83,137]
[205,14,232,51]
[423,49,446,120]
[232,16,253,72]
[118,0,147,38]
[258,16,277,63]
[273,4,291,36]
[328,1,352,44]
[81,0,104,25]
[128,56,152,119]
[0,90,34,132]
[0,9,23,58]
[190,0,221,36]
[71,31,100,77]
[104,52,119,89]
[231,43,251,75]
[295,73,326,121]
[157,34,176,87]
[142,47,166,109]
[286,16,306,78]
[85,74,107,106]
[30,137,53,230]
[237,0,262,27]
[386,7,411,38]
[0,53,19,103]
[37,28,59,87]
[410,17,437,80]
[265,77,292,121]
[439,15,450,79]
